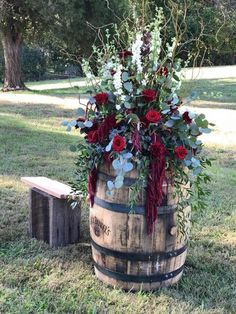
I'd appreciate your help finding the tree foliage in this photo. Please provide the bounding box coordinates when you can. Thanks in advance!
[0,0,235,89]
[130,0,236,66]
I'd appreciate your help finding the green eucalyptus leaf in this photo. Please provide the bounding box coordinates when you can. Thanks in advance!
[124,82,133,92]
[190,124,200,136]
[70,145,77,152]
[121,72,129,82]
[173,73,180,81]
[124,102,132,109]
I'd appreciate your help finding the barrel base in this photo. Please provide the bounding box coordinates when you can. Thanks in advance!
[93,265,184,292]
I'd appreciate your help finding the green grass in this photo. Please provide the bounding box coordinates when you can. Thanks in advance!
[0,78,236,313]
[25,77,85,87]
[181,78,236,110]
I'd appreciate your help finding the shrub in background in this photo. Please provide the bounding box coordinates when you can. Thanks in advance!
[21,46,47,81]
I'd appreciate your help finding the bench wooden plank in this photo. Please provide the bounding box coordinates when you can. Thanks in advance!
[21,176,72,199]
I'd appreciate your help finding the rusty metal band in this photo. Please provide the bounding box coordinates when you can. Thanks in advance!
[94,196,177,215]
[93,261,185,283]
[98,171,143,187]
[91,239,187,261]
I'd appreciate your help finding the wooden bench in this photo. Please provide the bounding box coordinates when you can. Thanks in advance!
[21,177,81,248]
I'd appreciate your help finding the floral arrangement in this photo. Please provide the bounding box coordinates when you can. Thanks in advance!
[64,8,212,234]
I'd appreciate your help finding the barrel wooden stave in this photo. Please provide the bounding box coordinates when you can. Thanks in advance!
[96,170,178,206]
[90,164,189,291]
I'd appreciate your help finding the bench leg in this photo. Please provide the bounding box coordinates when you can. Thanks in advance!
[29,188,50,243]
[49,198,81,248]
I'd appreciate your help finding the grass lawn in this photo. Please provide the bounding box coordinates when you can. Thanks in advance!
[0,78,236,313]
[181,78,236,110]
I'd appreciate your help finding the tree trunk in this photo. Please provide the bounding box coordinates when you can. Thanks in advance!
[1,31,26,91]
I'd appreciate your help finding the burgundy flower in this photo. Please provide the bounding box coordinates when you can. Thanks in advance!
[112,135,126,152]
[145,110,161,123]
[141,31,151,55]
[110,69,116,76]
[142,89,157,103]
[132,128,141,152]
[174,146,188,160]
[94,92,109,105]
[170,106,178,113]
[97,114,117,143]
[150,141,166,158]
[86,130,98,144]
[158,66,169,77]
[182,111,192,124]
[103,152,113,164]
[118,50,133,59]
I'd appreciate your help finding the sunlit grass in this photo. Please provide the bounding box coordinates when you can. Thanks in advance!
[0,78,236,313]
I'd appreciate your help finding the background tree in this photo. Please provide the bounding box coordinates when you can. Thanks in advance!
[0,0,234,91]
[129,0,235,66]
[0,0,55,90]
[0,0,129,91]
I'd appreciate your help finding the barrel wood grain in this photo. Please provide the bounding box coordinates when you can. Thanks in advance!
[90,164,190,291]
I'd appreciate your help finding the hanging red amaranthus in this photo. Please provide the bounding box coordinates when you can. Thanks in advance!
[132,127,141,152]
[88,168,98,207]
[146,140,166,234]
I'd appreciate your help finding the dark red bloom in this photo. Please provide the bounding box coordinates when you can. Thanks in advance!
[182,111,192,124]
[86,130,98,143]
[126,109,134,115]
[145,110,161,123]
[192,148,198,156]
[146,140,166,234]
[110,69,116,76]
[132,128,141,152]
[119,50,133,58]
[150,141,166,158]
[142,89,157,103]
[170,106,178,113]
[97,114,117,143]
[94,92,109,105]
[88,168,97,207]
[158,66,169,77]
[141,31,151,55]
[112,135,126,152]
[174,146,188,160]
[103,152,113,164]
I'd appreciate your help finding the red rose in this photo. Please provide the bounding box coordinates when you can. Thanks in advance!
[86,130,98,144]
[150,141,166,158]
[142,89,157,103]
[145,110,161,123]
[112,135,126,152]
[182,111,192,124]
[94,92,109,105]
[174,146,188,160]
[119,50,133,58]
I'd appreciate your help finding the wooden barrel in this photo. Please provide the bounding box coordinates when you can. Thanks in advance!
[90,164,190,291]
